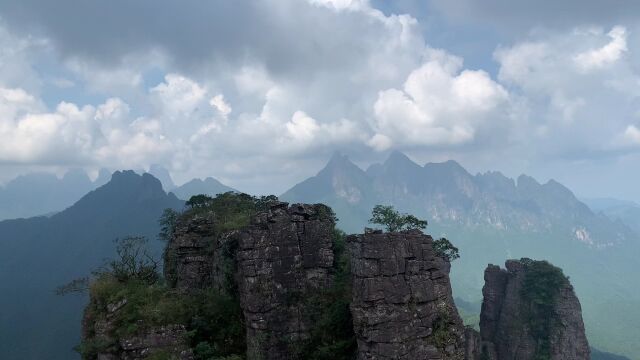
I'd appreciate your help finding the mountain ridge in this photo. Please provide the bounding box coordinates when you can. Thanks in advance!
[280,151,640,359]
[0,171,184,359]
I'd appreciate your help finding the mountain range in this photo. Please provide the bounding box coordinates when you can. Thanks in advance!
[0,166,233,221]
[281,151,640,359]
[0,169,111,221]
[1,153,638,359]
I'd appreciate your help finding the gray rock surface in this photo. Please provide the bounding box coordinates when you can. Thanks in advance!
[347,230,466,360]
[163,214,217,290]
[479,259,590,360]
[235,202,336,360]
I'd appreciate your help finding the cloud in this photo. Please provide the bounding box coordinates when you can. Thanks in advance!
[430,0,640,32]
[1,1,640,197]
[574,26,628,71]
[623,125,640,144]
[494,25,640,158]
[370,49,509,149]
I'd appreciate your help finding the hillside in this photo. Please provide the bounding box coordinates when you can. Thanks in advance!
[0,171,183,360]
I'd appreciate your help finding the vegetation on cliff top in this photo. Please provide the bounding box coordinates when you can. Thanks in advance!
[519,258,570,360]
[76,193,359,359]
[369,204,460,262]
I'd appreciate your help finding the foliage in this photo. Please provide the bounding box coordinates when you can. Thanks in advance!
[184,192,278,233]
[315,204,339,223]
[105,236,159,284]
[518,258,569,360]
[432,311,456,351]
[55,276,90,295]
[57,236,158,296]
[368,205,427,232]
[433,237,460,262]
[83,275,246,358]
[291,229,357,360]
[158,208,179,242]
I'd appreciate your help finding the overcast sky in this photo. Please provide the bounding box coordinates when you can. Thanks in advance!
[1,0,640,199]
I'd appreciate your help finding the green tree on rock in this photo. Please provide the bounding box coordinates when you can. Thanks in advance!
[368,205,428,232]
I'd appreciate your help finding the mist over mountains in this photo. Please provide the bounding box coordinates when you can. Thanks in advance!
[1,152,639,359]
[0,166,234,221]
[281,151,640,358]
[0,171,183,359]
[0,169,111,221]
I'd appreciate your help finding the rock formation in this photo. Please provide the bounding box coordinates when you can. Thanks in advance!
[81,297,194,360]
[163,214,217,290]
[235,202,337,360]
[80,198,593,360]
[347,229,466,360]
[478,259,590,360]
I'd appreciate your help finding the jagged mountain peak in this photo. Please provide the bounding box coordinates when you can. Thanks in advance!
[322,151,359,171]
[172,176,236,200]
[148,164,176,190]
[517,173,541,189]
[423,159,471,177]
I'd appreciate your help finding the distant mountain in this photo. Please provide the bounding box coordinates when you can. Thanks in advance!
[172,177,236,200]
[0,169,109,221]
[583,198,640,235]
[281,151,640,359]
[592,348,633,360]
[148,164,176,191]
[0,171,184,360]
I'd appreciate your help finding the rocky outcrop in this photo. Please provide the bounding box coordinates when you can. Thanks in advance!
[347,229,466,360]
[479,259,590,360]
[82,299,193,360]
[235,202,336,360]
[164,215,217,290]
[164,214,235,293]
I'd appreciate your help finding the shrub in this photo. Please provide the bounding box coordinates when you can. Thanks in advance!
[369,205,427,232]
[519,258,569,360]
[433,237,460,262]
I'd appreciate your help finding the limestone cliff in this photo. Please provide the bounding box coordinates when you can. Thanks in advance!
[235,202,337,359]
[348,229,466,360]
[80,198,592,360]
[478,259,590,360]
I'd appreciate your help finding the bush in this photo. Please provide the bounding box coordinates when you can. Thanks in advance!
[519,258,569,360]
[433,237,460,262]
[369,205,427,232]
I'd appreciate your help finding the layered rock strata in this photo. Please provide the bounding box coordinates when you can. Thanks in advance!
[235,202,336,360]
[479,259,590,360]
[347,229,466,360]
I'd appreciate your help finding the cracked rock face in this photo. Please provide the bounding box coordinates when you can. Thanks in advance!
[479,260,590,360]
[235,202,336,360]
[164,215,217,290]
[347,230,466,360]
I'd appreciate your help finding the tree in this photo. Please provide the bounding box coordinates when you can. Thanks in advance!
[433,237,460,262]
[186,194,215,209]
[158,208,179,242]
[56,236,158,295]
[369,205,428,232]
[107,236,159,284]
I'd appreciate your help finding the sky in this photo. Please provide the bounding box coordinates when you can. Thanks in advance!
[0,0,640,199]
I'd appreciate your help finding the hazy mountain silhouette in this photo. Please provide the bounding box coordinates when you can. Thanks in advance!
[0,169,111,221]
[583,198,640,235]
[147,164,176,191]
[0,171,184,360]
[281,151,640,358]
[172,177,236,200]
